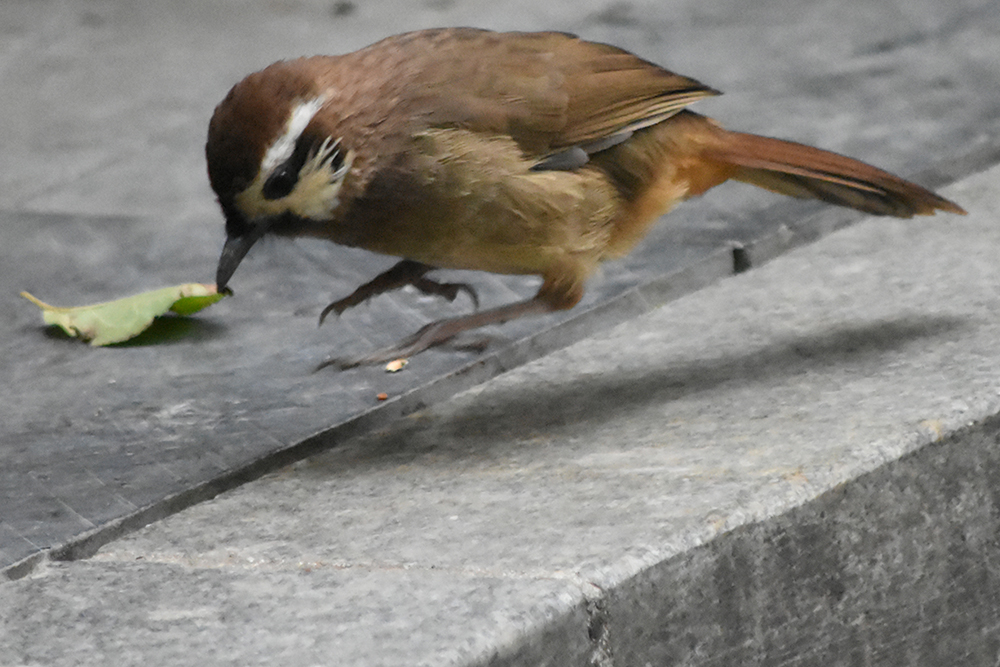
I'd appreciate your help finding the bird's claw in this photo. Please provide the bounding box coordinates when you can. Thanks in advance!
[314,319,465,371]
[318,260,480,327]
[410,277,480,310]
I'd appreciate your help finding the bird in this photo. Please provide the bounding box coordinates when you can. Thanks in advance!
[206,27,965,369]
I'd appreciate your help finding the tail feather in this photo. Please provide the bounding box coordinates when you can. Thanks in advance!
[707,131,965,217]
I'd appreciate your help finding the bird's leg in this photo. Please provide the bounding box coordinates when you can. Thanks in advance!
[319,259,479,325]
[316,296,554,370]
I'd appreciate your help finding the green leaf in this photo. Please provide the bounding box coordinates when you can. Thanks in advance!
[21,283,227,346]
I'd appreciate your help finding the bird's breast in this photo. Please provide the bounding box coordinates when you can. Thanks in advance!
[333,127,622,276]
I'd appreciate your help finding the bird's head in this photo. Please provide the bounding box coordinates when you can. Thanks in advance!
[206,60,354,290]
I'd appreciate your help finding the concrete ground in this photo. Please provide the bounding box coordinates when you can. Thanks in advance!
[3,1,1000,665]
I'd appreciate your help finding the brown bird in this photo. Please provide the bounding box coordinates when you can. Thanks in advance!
[206,28,965,368]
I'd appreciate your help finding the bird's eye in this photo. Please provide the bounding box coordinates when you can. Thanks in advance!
[262,165,297,200]
[261,136,313,200]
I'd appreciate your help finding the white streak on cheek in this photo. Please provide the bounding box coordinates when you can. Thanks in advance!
[260,95,327,174]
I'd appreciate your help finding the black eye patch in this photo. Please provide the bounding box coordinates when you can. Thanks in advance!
[261,136,314,200]
[261,165,297,200]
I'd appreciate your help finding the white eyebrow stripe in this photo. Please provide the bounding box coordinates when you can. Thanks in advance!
[261,95,326,174]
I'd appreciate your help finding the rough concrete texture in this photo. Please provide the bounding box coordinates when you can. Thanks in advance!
[5,0,1000,575]
[606,415,1000,666]
[4,0,1000,664]
[5,167,1000,665]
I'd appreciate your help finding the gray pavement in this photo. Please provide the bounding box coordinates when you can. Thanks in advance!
[4,1,1000,665]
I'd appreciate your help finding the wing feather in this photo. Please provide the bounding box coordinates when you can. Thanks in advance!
[358,29,718,159]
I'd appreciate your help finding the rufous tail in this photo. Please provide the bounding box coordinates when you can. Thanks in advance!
[706,131,965,217]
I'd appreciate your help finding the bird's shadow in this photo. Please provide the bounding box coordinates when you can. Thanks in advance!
[303,312,969,471]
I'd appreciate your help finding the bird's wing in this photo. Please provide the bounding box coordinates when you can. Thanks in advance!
[364,29,718,159]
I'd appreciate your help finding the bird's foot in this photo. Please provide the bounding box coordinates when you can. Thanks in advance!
[315,297,551,371]
[318,259,478,325]
[315,318,462,371]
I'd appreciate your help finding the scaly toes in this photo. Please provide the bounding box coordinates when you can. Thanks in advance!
[314,320,462,371]
[411,277,480,309]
